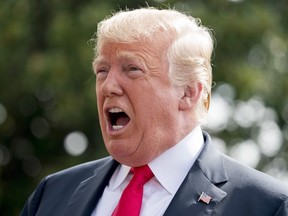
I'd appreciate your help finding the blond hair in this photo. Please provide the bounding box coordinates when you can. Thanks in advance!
[94,7,214,125]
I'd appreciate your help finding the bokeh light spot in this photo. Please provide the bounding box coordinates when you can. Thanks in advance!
[257,121,283,157]
[233,98,266,128]
[64,131,88,156]
[207,93,233,132]
[229,140,260,168]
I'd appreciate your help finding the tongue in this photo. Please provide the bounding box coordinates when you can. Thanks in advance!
[116,115,130,126]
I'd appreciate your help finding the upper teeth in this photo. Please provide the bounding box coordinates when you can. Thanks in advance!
[108,108,123,113]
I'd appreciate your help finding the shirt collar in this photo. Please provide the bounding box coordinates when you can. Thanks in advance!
[110,164,131,191]
[149,125,204,194]
[109,126,204,194]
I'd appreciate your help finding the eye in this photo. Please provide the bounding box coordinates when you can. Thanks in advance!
[95,67,109,80]
[97,68,108,74]
[129,66,140,71]
[124,64,143,79]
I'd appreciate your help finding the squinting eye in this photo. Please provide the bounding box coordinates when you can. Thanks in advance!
[97,69,107,74]
[129,66,140,71]
[96,67,108,75]
[125,65,143,79]
[95,68,108,80]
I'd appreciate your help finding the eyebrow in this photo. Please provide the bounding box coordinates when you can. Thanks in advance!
[116,51,140,62]
[93,56,106,68]
[119,52,149,72]
[93,51,136,65]
[93,51,148,70]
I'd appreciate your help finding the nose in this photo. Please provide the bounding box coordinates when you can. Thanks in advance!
[100,70,124,97]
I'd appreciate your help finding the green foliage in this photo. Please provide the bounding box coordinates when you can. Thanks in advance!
[0,0,287,215]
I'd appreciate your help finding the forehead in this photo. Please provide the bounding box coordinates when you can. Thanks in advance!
[94,42,162,66]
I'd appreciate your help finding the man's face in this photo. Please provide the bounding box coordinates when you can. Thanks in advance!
[94,41,183,166]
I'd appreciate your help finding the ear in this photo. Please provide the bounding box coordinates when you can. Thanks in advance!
[179,83,203,111]
[204,93,211,111]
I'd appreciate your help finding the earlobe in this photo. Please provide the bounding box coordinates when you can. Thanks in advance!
[179,83,203,111]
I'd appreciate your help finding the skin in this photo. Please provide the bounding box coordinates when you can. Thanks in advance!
[94,39,202,167]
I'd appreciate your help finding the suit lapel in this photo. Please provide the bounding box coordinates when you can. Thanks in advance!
[164,132,228,216]
[64,158,119,216]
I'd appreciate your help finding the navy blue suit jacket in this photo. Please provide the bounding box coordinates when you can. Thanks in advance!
[21,132,288,215]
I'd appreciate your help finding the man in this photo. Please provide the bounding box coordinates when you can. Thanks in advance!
[21,7,288,216]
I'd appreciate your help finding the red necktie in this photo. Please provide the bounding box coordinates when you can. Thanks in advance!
[112,165,154,216]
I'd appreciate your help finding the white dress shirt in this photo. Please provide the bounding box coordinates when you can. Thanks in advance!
[91,126,204,216]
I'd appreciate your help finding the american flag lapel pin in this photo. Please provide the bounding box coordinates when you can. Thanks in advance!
[198,192,212,204]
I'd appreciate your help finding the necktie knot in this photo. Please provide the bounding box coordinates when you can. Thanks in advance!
[131,165,154,185]
[112,165,154,216]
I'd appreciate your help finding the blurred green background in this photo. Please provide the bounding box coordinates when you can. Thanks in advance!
[1,0,288,215]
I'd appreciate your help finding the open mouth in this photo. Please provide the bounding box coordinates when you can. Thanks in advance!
[107,107,130,130]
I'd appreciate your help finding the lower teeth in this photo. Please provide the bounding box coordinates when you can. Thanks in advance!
[112,125,124,130]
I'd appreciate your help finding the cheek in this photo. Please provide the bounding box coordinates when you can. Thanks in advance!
[96,100,102,119]
[150,96,180,138]
[141,98,177,132]
[95,95,106,128]
[137,108,178,157]
[96,85,104,108]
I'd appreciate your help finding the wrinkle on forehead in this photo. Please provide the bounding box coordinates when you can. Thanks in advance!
[94,42,166,72]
